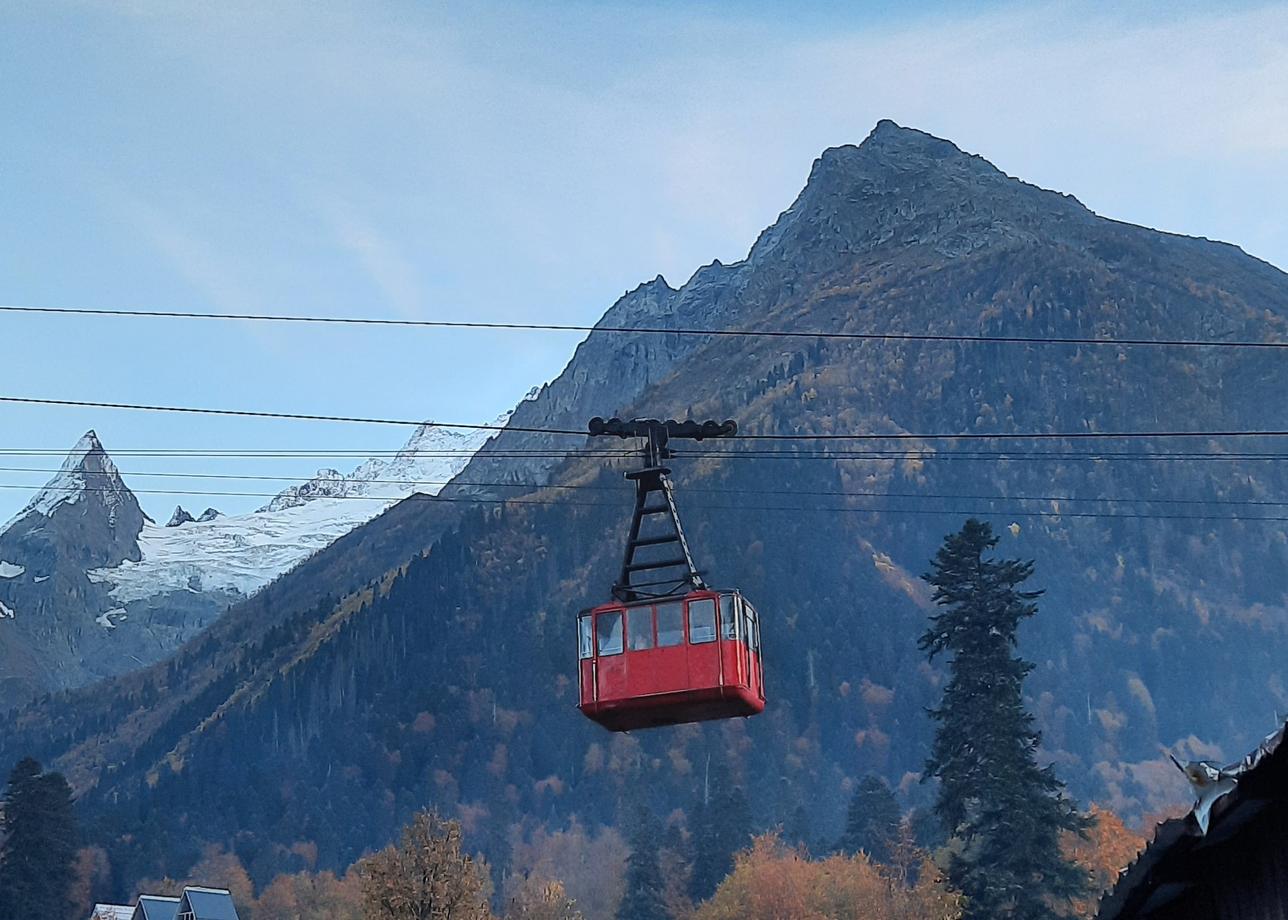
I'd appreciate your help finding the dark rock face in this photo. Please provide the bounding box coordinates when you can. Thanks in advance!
[0,431,147,569]
[196,508,222,523]
[4,123,1288,882]
[0,431,150,697]
[167,506,196,528]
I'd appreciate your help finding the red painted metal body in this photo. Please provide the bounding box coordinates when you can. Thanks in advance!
[577,589,765,731]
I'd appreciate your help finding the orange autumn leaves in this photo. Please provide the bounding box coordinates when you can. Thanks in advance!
[691,833,962,920]
[689,805,1146,920]
[1062,805,1147,917]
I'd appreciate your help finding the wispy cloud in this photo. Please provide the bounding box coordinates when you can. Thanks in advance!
[306,192,426,319]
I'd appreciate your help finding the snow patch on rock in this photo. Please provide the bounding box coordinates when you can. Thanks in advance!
[96,608,127,629]
[0,561,24,579]
[0,599,15,619]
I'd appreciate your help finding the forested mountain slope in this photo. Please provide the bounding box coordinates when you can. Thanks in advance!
[4,121,1288,892]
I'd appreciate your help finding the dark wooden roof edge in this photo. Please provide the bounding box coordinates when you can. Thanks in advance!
[1096,719,1288,920]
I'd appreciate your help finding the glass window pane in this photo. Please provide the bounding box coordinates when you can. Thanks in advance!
[578,615,594,659]
[689,597,717,644]
[628,607,655,651]
[597,611,623,656]
[746,607,759,651]
[721,594,738,641]
[657,602,684,647]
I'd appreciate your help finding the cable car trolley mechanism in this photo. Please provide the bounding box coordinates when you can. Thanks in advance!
[577,417,766,731]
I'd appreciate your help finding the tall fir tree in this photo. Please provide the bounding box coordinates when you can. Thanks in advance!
[688,764,752,902]
[835,774,901,864]
[784,802,812,856]
[920,519,1089,919]
[0,757,79,919]
[617,806,667,920]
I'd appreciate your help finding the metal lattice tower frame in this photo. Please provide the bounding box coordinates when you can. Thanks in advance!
[588,417,737,602]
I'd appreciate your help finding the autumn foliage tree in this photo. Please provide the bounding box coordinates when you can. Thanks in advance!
[70,845,113,912]
[255,868,364,920]
[692,832,962,920]
[506,819,627,920]
[1061,805,1146,918]
[360,810,493,920]
[503,876,583,920]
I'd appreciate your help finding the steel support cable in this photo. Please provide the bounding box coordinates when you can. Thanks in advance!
[5,448,1288,460]
[0,395,584,435]
[4,481,1288,523]
[5,444,1288,465]
[5,395,1288,443]
[3,303,1287,352]
[3,464,1288,510]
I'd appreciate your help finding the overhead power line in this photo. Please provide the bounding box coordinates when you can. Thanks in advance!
[4,481,1288,524]
[2,447,1288,463]
[5,394,1288,442]
[3,464,1287,509]
[3,302,1286,352]
[0,395,583,435]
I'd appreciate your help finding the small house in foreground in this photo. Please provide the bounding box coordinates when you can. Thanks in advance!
[132,894,180,920]
[89,906,133,920]
[1098,721,1288,919]
[174,886,240,920]
[90,887,235,920]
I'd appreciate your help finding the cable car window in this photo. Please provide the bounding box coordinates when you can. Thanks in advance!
[689,597,717,644]
[578,615,594,660]
[656,601,684,647]
[720,594,739,641]
[628,607,655,651]
[597,611,624,656]
[746,606,760,652]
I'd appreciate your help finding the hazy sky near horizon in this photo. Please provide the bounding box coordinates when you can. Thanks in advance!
[2,0,1287,520]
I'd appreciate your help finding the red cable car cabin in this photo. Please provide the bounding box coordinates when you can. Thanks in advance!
[578,588,765,731]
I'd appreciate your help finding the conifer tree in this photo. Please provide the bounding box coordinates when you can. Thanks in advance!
[920,519,1089,919]
[0,757,79,919]
[688,766,752,903]
[784,803,812,855]
[835,774,901,864]
[617,806,667,920]
[907,806,947,852]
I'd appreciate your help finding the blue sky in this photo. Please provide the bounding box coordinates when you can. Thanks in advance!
[2,0,1287,520]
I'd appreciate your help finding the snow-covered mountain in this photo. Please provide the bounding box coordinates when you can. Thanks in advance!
[0,408,519,699]
[89,417,506,604]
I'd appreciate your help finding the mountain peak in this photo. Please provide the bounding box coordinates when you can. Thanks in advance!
[810,121,983,182]
[166,506,196,528]
[860,118,956,152]
[69,429,105,461]
[0,429,147,569]
[11,430,133,524]
[749,121,1091,265]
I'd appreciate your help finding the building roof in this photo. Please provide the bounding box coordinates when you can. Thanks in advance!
[132,894,180,920]
[1097,719,1288,919]
[89,906,133,920]
[176,887,240,920]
